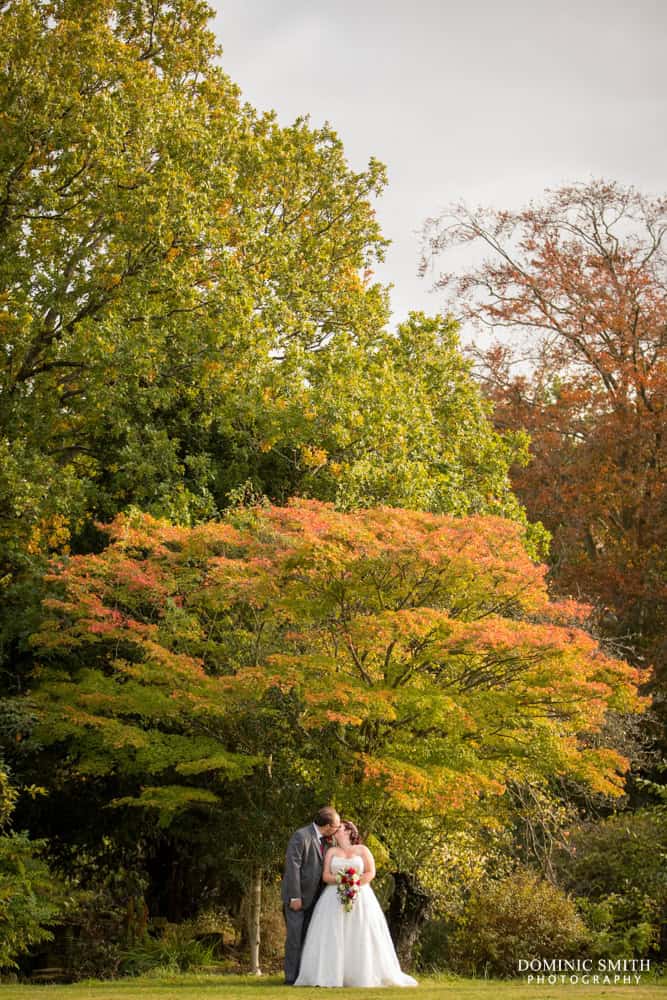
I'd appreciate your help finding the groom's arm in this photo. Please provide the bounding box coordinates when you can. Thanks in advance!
[284,830,305,908]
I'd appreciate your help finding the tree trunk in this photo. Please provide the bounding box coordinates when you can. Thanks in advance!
[247,867,262,975]
[386,871,430,970]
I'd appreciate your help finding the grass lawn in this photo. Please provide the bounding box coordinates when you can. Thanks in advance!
[0,973,666,1000]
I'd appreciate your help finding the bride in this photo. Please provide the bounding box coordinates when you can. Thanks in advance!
[294,820,417,988]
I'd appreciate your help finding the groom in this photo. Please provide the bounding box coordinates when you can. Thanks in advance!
[281,806,341,985]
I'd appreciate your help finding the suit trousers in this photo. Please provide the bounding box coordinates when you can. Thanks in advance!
[283,900,316,984]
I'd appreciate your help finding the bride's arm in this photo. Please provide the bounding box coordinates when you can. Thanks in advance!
[359,846,376,885]
[322,848,340,884]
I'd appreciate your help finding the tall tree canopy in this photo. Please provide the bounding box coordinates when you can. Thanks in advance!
[421,180,667,687]
[0,0,388,550]
[0,0,532,687]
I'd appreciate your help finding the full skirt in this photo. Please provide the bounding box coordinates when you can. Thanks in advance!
[294,883,417,988]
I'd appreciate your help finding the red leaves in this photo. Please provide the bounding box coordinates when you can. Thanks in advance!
[422,181,667,679]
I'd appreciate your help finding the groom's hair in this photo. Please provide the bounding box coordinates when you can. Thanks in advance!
[314,806,338,827]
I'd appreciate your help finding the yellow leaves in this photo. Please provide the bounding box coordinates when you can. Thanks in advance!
[567,746,630,798]
[301,445,328,469]
[261,385,289,412]
[27,514,71,555]
[22,784,47,799]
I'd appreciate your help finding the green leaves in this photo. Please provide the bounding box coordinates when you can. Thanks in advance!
[0,4,545,748]
[0,1,535,584]
[110,785,221,829]
[0,830,68,968]
[0,0,389,558]
[0,767,69,969]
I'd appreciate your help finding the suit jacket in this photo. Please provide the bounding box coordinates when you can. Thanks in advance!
[281,824,325,910]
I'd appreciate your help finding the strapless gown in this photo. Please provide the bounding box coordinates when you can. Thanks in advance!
[294,854,418,988]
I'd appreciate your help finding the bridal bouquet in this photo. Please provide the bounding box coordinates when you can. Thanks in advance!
[336,867,361,912]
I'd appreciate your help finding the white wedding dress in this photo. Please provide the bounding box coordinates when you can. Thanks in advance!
[294,854,418,988]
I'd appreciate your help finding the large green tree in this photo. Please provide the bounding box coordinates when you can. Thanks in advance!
[1,1,531,692]
[0,0,387,545]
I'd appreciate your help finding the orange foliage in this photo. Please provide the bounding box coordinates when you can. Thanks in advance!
[32,500,647,818]
[422,180,667,683]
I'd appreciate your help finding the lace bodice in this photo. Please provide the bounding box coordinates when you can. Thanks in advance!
[330,853,364,875]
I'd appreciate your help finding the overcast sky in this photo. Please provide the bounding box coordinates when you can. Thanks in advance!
[211,0,666,322]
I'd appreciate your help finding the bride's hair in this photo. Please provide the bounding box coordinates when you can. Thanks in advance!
[341,820,362,845]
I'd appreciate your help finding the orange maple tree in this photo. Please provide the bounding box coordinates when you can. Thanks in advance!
[30,500,645,833]
[421,180,667,685]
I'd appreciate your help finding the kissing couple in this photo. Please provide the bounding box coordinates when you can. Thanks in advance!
[281,806,417,988]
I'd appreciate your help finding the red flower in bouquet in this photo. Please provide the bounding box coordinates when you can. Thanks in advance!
[336,867,361,912]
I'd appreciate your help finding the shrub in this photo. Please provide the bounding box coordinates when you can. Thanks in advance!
[578,891,657,960]
[0,830,69,970]
[556,809,667,960]
[0,768,69,972]
[559,809,667,898]
[119,922,216,975]
[447,869,589,977]
[418,918,454,972]
[57,868,148,980]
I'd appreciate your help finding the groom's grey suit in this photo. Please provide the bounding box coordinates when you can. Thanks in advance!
[281,824,326,984]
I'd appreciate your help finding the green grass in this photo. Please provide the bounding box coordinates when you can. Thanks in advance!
[0,973,666,1000]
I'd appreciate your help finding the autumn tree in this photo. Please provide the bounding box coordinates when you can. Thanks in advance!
[27,500,645,961]
[421,180,667,694]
